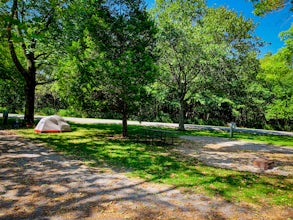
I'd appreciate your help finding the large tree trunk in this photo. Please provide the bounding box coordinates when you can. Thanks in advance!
[178,99,185,131]
[7,0,37,126]
[122,101,128,137]
[24,51,37,126]
[24,78,36,126]
[122,113,128,137]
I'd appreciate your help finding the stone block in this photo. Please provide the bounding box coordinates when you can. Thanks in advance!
[252,158,274,170]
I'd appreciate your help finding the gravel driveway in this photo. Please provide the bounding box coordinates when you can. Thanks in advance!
[0,132,292,219]
[178,136,293,176]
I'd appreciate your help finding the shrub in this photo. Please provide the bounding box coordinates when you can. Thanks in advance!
[0,107,7,112]
[36,107,57,116]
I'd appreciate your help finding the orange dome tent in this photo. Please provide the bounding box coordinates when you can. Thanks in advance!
[34,115,71,133]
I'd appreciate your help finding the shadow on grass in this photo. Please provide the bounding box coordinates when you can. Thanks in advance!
[16,123,293,207]
[0,134,185,219]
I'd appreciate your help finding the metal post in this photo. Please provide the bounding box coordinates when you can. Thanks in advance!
[230,122,235,138]
[3,110,8,126]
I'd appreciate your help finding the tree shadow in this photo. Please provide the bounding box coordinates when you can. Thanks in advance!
[178,135,293,175]
[2,124,292,219]
[0,131,272,219]
[0,135,187,219]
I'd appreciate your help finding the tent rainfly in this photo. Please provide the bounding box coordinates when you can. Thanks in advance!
[34,115,71,133]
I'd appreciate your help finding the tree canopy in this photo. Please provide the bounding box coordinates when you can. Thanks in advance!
[152,0,260,130]
[249,0,293,15]
[257,25,293,129]
[0,0,68,125]
[0,0,292,132]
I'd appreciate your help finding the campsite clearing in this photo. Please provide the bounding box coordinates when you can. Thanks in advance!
[177,135,293,176]
[1,129,293,219]
[1,121,293,219]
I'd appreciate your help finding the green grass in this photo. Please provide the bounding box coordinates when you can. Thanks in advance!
[16,123,293,208]
[128,125,293,147]
[175,129,293,147]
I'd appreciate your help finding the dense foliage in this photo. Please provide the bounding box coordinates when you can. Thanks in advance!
[248,0,293,16]
[0,0,68,125]
[0,0,292,132]
[152,1,261,130]
[0,38,24,112]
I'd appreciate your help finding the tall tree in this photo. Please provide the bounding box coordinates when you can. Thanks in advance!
[0,0,67,125]
[55,0,157,136]
[258,25,293,129]
[47,0,109,117]
[153,0,259,130]
[90,0,157,137]
[152,0,206,130]
[198,7,260,125]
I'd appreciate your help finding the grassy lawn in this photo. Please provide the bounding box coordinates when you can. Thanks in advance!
[16,123,293,208]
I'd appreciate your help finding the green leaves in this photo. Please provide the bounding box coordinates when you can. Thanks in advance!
[248,0,292,16]
[257,26,293,124]
[52,0,157,135]
[152,0,260,129]
[0,38,24,112]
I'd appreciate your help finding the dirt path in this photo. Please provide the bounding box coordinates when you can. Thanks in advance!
[178,136,293,176]
[0,133,292,219]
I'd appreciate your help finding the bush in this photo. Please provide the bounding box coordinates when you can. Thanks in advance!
[58,108,83,117]
[263,124,274,131]
[97,112,121,119]
[153,111,173,123]
[0,107,7,112]
[36,107,57,116]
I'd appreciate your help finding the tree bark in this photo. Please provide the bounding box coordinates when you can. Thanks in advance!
[24,79,36,126]
[178,98,185,131]
[122,101,128,137]
[7,0,37,126]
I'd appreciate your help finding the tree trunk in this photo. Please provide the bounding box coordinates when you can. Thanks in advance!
[7,0,37,126]
[178,99,185,131]
[122,101,128,137]
[24,78,36,126]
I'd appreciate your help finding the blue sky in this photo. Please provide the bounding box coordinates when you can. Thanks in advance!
[145,0,292,57]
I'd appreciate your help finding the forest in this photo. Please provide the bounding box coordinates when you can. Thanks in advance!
[0,0,292,135]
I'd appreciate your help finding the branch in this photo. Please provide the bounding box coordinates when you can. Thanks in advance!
[36,54,52,69]
[156,74,177,91]
[35,8,55,35]
[36,78,57,86]
[167,62,180,84]
[35,52,48,59]
[13,3,29,60]
[7,0,28,79]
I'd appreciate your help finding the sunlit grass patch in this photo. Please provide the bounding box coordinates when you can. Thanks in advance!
[16,123,293,208]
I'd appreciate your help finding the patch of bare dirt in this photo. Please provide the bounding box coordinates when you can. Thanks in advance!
[0,130,16,136]
[178,136,293,176]
[0,133,292,219]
